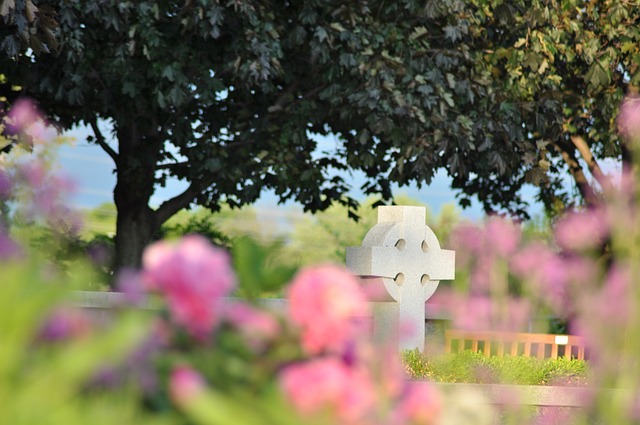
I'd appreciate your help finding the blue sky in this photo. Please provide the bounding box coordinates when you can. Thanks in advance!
[57,124,547,221]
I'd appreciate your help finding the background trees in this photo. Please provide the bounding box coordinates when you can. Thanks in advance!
[2,0,638,269]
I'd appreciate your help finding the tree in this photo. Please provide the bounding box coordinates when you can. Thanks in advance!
[1,0,499,269]
[4,1,636,269]
[458,0,640,216]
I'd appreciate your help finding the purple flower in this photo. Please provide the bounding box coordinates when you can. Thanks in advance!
[618,95,640,139]
[0,170,11,199]
[115,269,147,306]
[0,231,23,260]
[38,308,91,342]
[485,216,521,257]
[554,208,608,252]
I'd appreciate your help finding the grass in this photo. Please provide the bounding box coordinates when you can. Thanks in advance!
[402,349,589,386]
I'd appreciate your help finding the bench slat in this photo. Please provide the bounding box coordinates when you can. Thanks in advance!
[444,330,587,360]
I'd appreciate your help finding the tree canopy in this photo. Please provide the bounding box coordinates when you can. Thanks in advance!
[2,0,638,268]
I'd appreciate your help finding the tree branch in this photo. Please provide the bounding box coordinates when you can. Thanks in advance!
[154,172,221,226]
[570,135,613,191]
[155,183,201,226]
[267,80,300,113]
[554,142,600,208]
[89,118,119,164]
[156,161,189,170]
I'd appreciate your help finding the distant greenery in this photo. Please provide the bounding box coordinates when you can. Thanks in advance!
[78,196,462,272]
[280,195,460,267]
[402,350,589,387]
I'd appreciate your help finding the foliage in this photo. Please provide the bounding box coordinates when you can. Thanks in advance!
[402,350,589,386]
[0,258,170,425]
[0,0,58,57]
[231,236,297,298]
[8,0,630,269]
[281,195,460,267]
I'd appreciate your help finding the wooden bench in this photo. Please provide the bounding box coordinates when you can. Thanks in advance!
[444,329,587,360]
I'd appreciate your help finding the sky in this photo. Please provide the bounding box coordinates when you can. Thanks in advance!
[56,123,548,225]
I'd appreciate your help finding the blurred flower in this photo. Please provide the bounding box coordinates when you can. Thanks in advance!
[391,383,442,425]
[617,95,640,139]
[86,240,112,268]
[38,307,92,342]
[0,170,11,198]
[511,242,556,277]
[485,216,521,257]
[115,269,147,306]
[6,98,39,134]
[288,265,369,355]
[581,265,630,329]
[222,301,279,350]
[170,366,206,407]
[0,230,22,260]
[450,223,484,253]
[143,235,236,339]
[555,208,608,252]
[442,292,531,332]
[280,357,376,424]
[4,98,56,144]
[533,406,573,425]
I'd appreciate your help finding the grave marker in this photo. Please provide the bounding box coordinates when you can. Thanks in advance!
[346,206,455,351]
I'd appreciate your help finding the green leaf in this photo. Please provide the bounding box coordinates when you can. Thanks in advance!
[232,237,296,298]
[314,26,328,42]
[161,65,175,81]
[585,60,610,88]
[410,26,428,40]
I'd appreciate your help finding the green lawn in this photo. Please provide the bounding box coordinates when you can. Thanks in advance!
[403,350,589,386]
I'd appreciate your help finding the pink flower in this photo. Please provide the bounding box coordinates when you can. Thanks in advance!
[5,98,56,144]
[511,242,556,277]
[618,95,640,139]
[6,98,39,134]
[442,291,531,332]
[554,208,608,252]
[222,301,279,349]
[143,235,236,338]
[169,366,206,407]
[485,216,521,257]
[391,383,442,425]
[288,265,369,355]
[450,223,484,253]
[280,357,376,423]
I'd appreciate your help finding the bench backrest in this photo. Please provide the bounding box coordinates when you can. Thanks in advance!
[444,329,587,360]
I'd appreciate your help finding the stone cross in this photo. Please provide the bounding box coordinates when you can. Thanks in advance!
[346,206,455,351]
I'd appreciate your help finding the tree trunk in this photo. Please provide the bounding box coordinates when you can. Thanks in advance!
[112,124,161,270]
[114,204,158,269]
[554,141,600,208]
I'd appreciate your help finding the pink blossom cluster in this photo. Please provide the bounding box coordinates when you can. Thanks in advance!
[447,207,617,332]
[288,265,369,355]
[279,265,441,424]
[14,161,81,232]
[146,241,443,425]
[143,235,236,339]
[5,98,57,144]
[617,95,640,139]
[1,98,81,235]
[280,357,376,423]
